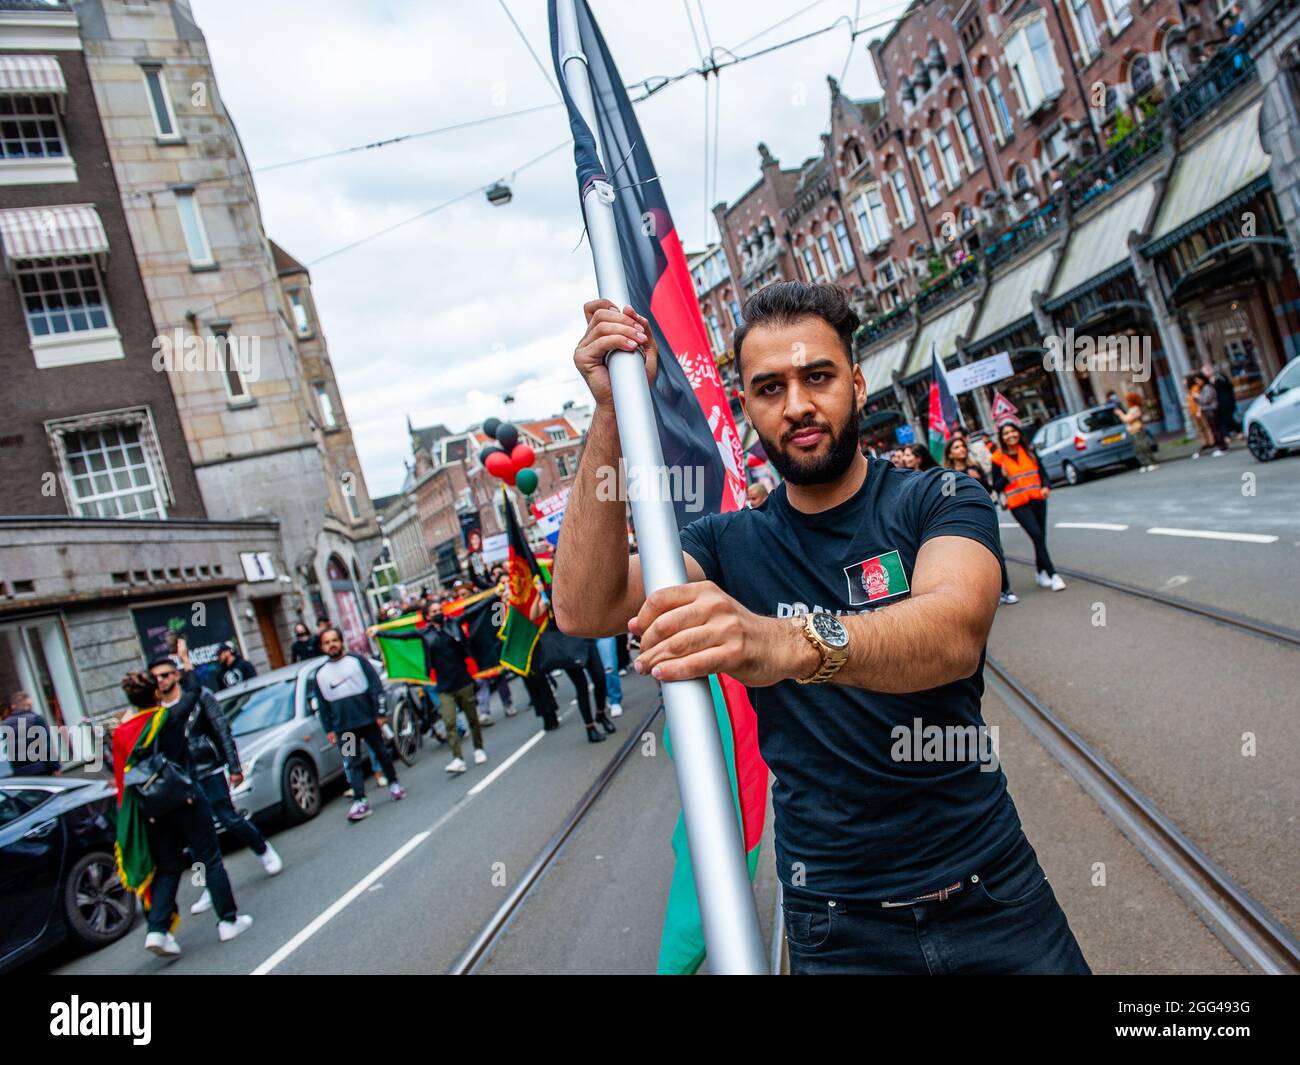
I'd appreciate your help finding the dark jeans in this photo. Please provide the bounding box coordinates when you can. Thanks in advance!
[197,772,266,856]
[523,670,558,720]
[783,832,1090,975]
[146,788,238,931]
[563,641,607,726]
[339,720,397,799]
[1011,497,1056,577]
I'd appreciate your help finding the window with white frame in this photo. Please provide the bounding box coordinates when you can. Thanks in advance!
[141,65,180,140]
[937,127,962,186]
[49,414,169,519]
[707,312,724,352]
[817,231,840,277]
[174,189,213,267]
[1071,0,1102,61]
[1043,125,1069,165]
[833,220,855,271]
[546,425,567,442]
[17,255,111,338]
[0,95,67,160]
[728,298,743,327]
[877,260,898,287]
[314,383,336,428]
[985,76,1014,141]
[918,146,942,204]
[890,169,916,227]
[1005,18,1065,115]
[956,105,981,158]
[800,243,822,282]
[288,289,312,337]
[344,475,362,521]
[1102,0,1133,34]
[557,453,577,478]
[211,326,251,403]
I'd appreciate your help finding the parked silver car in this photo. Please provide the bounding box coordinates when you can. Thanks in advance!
[217,657,394,824]
[1031,405,1156,486]
[1243,357,1300,461]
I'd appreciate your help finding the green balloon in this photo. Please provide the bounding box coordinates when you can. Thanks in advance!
[516,468,539,495]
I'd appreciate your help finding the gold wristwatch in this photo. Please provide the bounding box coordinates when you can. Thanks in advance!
[796,612,850,684]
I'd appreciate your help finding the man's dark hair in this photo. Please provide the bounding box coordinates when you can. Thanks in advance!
[320,626,344,643]
[147,656,177,671]
[732,281,860,381]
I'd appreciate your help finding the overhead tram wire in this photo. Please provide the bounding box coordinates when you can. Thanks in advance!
[839,0,863,86]
[497,0,563,100]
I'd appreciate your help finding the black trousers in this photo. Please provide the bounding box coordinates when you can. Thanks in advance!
[523,669,557,721]
[197,772,266,856]
[1011,498,1056,577]
[615,633,630,672]
[339,720,397,799]
[563,641,607,726]
[146,788,238,931]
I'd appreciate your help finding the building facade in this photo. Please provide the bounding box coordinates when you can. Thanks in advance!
[71,0,380,655]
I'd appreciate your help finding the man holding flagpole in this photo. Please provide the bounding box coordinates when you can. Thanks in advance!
[555,280,1089,975]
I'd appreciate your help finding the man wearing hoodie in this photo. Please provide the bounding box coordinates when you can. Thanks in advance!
[315,627,405,822]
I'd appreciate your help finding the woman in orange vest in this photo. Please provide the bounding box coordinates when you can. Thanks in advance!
[990,420,1065,592]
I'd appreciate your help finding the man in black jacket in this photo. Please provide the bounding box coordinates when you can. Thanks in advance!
[0,692,60,776]
[368,604,486,774]
[316,627,405,822]
[149,658,282,910]
[216,644,257,689]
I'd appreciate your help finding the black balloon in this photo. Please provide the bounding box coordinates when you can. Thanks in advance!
[478,444,504,465]
[495,422,519,450]
[483,417,501,439]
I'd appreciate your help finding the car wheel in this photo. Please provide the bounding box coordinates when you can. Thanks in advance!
[1062,461,1081,486]
[282,756,320,823]
[1248,423,1277,462]
[63,850,135,949]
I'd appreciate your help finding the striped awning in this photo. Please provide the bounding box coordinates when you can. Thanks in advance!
[969,246,1055,347]
[902,298,977,381]
[859,333,911,401]
[0,204,109,267]
[1048,178,1157,308]
[0,55,67,98]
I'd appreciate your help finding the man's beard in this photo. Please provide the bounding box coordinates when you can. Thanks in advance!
[759,405,861,486]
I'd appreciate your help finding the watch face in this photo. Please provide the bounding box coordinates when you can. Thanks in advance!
[811,612,849,648]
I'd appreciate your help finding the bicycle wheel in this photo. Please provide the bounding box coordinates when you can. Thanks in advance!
[390,698,420,766]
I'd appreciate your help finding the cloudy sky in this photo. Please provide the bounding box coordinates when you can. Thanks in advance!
[188,0,904,495]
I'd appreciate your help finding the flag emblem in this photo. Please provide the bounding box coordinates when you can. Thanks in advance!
[844,550,909,606]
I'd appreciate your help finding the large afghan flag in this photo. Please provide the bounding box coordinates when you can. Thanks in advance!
[549,0,766,975]
[373,589,504,683]
[928,343,960,463]
[112,705,169,920]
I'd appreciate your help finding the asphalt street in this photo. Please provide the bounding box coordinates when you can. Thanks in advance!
[1002,446,1300,629]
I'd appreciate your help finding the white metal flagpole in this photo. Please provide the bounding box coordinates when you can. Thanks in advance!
[554,0,767,975]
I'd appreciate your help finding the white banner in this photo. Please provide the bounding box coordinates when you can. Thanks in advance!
[946,351,1014,395]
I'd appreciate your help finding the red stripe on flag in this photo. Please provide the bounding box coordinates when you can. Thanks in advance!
[718,673,767,852]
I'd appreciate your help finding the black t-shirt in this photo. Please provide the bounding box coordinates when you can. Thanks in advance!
[218,657,256,690]
[679,457,1021,901]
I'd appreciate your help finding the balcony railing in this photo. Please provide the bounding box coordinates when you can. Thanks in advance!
[982,200,1063,271]
[914,256,981,315]
[1169,44,1257,131]
[855,303,913,348]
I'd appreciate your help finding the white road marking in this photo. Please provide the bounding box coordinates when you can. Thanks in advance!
[1147,527,1279,544]
[251,710,566,974]
[1163,575,1190,588]
[1055,522,1130,531]
[998,522,1019,529]
[251,830,430,975]
[468,729,546,795]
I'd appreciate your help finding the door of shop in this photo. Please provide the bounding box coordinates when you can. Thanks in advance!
[253,597,285,670]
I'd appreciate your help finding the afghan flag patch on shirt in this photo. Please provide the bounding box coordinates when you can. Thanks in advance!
[844,549,910,606]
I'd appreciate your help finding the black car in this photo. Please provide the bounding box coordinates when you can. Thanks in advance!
[0,776,135,972]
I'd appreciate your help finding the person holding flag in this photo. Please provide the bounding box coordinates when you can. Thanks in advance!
[927,343,961,464]
[554,280,1089,975]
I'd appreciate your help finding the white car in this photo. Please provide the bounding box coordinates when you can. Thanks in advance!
[1243,358,1300,461]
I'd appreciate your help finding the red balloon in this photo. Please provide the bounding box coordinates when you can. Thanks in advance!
[501,466,517,486]
[485,451,512,480]
[511,443,536,469]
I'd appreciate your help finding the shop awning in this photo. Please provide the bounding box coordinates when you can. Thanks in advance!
[0,55,67,100]
[0,204,109,268]
[969,246,1055,347]
[859,333,911,400]
[1144,99,1270,255]
[901,298,977,380]
[1048,177,1158,308]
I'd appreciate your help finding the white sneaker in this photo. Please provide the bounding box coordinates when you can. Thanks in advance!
[1050,574,1067,592]
[1212,449,1226,457]
[145,931,181,957]
[259,844,283,876]
[1036,571,1052,588]
[190,888,213,915]
[375,774,388,787]
[999,591,1020,605]
[217,914,253,942]
[608,703,623,718]
[1145,465,1158,472]
[1191,452,1201,459]
[445,757,467,774]
[473,748,487,765]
